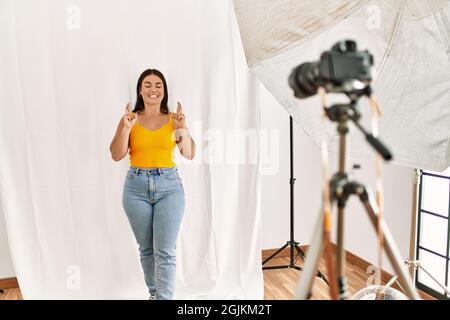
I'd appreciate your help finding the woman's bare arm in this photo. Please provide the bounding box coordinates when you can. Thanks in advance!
[172,102,196,160]
[175,128,196,160]
[110,118,131,162]
[110,104,136,161]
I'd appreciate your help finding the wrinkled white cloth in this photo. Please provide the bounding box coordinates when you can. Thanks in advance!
[0,0,263,299]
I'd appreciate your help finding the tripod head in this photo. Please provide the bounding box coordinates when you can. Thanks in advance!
[323,92,393,162]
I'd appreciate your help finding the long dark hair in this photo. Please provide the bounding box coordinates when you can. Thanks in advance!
[133,69,169,114]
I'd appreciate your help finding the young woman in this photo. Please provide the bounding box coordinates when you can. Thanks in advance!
[110,69,196,300]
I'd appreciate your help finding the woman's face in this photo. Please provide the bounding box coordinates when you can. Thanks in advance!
[140,74,165,107]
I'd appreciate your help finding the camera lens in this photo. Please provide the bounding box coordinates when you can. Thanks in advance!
[289,62,320,99]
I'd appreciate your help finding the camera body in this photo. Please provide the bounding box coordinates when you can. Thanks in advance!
[289,40,374,99]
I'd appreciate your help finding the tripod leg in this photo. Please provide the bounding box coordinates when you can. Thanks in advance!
[336,206,348,299]
[262,242,289,267]
[294,243,329,284]
[324,226,339,299]
[294,243,306,260]
[295,207,326,299]
[361,195,420,300]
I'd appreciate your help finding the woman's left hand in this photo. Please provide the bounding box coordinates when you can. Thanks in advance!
[173,102,186,129]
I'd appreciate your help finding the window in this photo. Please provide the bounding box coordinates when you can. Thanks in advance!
[416,168,450,299]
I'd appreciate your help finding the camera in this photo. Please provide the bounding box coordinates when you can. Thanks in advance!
[289,40,374,99]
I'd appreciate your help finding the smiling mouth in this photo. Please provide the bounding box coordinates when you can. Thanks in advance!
[148,94,159,99]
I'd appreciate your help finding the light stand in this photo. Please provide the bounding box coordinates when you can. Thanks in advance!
[262,116,328,286]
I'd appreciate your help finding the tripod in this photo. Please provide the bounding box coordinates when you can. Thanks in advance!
[296,98,420,300]
[262,116,328,285]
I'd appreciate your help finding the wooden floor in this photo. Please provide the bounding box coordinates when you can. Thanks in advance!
[264,256,370,299]
[0,288,22,300]
[0,256,432,300]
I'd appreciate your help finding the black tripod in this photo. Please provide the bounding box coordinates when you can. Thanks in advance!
[262,116,328,285]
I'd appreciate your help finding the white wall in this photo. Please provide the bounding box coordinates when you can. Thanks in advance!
[260,83,414,275]
[0,206,15,279]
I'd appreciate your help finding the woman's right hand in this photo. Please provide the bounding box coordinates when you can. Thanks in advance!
[123,103,137,129]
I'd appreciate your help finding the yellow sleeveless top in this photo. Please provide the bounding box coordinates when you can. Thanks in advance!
[129,112,176,168]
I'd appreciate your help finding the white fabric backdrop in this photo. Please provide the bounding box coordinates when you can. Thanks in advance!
[0,0,263,299]
[234,0,450,172]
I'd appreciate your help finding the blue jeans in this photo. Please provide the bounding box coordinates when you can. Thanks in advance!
[122,166,185,300]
